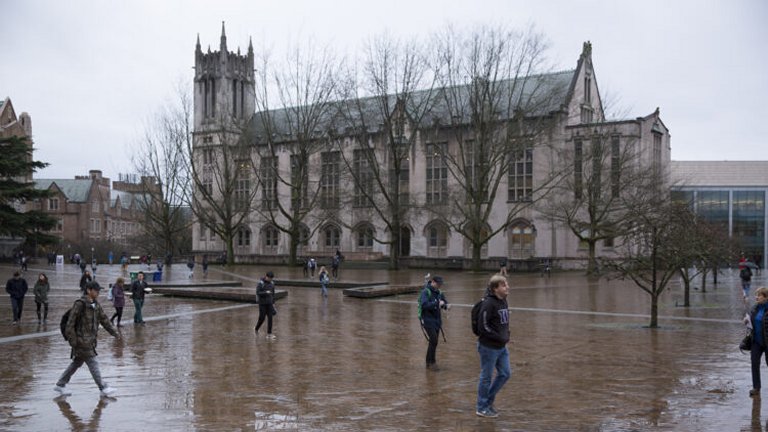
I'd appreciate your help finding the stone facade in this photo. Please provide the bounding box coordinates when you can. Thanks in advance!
[191,29,672,269]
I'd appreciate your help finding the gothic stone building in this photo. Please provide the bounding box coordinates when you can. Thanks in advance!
[191,26,671,269]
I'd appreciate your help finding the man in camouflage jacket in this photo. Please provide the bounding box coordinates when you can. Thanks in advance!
[54,281,119,397]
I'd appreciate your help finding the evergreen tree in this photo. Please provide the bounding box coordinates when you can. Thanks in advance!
[0,136,58,246]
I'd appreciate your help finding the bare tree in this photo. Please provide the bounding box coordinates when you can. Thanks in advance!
[186,104,260,265]
[600,179,689,328]
[249,41,339,265]
[427,25,565,270]
[539,122,653,275]
[334,34,436,269]
[131,90,194,259]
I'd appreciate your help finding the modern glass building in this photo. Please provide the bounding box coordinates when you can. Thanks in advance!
[671,161,768,268]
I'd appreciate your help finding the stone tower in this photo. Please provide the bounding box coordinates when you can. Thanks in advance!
[193,22,255,132]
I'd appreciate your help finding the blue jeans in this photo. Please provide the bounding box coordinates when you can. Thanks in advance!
[477,342,511,412]
[133,298,144,323]
[743,281,752,297]
[57,355,106,390]
[10,297,24,322]
[321,283,328,297]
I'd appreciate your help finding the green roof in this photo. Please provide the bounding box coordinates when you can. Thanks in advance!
[35,179,93,202]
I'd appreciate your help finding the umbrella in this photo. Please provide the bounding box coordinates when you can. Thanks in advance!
[742,261,759,270]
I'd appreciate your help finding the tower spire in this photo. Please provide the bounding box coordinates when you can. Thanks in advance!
[220,21,227,52]
[196,33,201,53]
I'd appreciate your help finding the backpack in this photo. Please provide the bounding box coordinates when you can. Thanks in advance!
[60,299,84,341]
[417,286,434,322]
[471,296,488,336]
[741,267,752,280]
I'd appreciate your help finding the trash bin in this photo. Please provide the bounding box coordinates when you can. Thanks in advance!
[153,271,162,282]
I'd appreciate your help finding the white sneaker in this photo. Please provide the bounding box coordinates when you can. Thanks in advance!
[54,385,72,396]
[100,386,116,397]
[266,334,276,340]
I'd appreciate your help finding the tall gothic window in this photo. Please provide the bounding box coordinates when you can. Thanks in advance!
[426,142,448,205]
[290,154,308,210]
[234,159,251,211]
[508,145,533,202]
[260,156,278,210]
[426,221,448,257]
[320,151,340,209]
[353,149,373,207]
[611,136,621,198]
[574,140,583,200]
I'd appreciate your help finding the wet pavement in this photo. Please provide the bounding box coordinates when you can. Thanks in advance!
[0,262,760,430]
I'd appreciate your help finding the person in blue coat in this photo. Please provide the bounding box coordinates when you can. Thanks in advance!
[419,275,448,371]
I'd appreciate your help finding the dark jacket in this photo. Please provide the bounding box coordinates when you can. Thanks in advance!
[111,282,126,308]
[257,278,275,305]
[79,274,92,293]
[5,277,28,299]
[131,279,148,301]
[419,283,448,330]
[478,294,510,349]
[33,281,50,303]
[65,296,117,358]
[750,303,768,347]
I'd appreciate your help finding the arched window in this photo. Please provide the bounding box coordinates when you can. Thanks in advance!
[355,224,375,250]
[508,221,535,259]
[322,224,341,252]
[425,221,449,257]
[262,225,279,252]
[237,228,251,247]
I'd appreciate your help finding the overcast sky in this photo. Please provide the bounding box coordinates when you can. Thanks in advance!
[2,0,766,180]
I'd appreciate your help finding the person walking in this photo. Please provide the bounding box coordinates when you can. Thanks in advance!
[499,257,508,276]
[475,274,512,418]
[6,271,29,325]
[109,277,126,327]
[33,273,50,324]
[748,287,768,398]
[255,271,277,339]
[131,272,148,324]
[54,281,119,397]
[419,275,449,371]
[79,270,92,294]
[331,251,343,280]
[742,264,754,299]
[319,266,330,298]
[309,258,316,277]
[202,255,209,278]
[186,257,195,278]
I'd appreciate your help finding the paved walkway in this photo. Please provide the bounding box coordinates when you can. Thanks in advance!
[0,262,760,430]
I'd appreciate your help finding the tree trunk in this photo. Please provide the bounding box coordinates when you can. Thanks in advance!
[649,292,659,328]
[471,243,482,272]
[586,240,598,275]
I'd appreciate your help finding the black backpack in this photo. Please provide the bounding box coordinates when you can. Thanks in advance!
[471,296,487,336]
[741,267,752,280]
[60,299,84,341]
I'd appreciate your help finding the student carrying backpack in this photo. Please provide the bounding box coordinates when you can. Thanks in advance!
[418,275,448,371]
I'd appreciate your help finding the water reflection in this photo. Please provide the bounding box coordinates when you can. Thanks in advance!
[54,396,112,431]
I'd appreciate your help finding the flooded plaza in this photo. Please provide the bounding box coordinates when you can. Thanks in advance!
[0,262,760,431]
